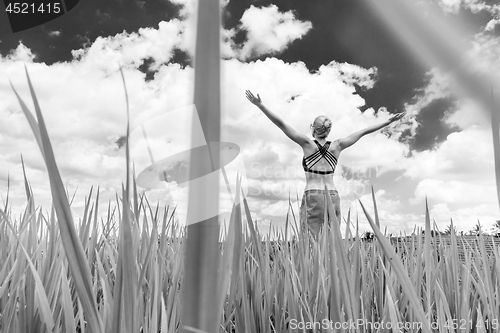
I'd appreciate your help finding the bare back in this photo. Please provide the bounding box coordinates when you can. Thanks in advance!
[301,139,341,191]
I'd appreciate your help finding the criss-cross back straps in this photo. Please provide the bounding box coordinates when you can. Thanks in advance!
[302,140,337,174]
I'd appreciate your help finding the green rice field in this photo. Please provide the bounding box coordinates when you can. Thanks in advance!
[2,181,500,332]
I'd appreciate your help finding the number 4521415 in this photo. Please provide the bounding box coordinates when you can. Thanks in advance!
[5,3,61,14]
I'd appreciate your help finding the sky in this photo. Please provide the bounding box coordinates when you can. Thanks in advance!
[0,0,499,236]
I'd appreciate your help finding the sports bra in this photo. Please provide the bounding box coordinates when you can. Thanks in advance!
[302,140,337,175]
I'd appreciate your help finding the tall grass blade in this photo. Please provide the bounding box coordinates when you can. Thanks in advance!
[229,177,243,299]
[242,193,263,265]
[358,198,432,333]
[217,177,242,323]
[10,83,45,162]
[181,0,221,331]
[491,88,500,210]
[20,155,32,202]
[110,69,138,333]
[3,173,10,213]
[385,286,401,333]
[371,185,380,228]
[325,186,354,319]
[19,244,55,332]
[60,266,77,333]
[13,67,103,333]
[424,198,432,314]
[371,186,386,311]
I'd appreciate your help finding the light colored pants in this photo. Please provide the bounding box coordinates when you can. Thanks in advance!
[300,189,341,237]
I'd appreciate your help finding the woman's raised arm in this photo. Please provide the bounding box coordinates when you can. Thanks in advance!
[246,90,309,146]
[337,112,406,151]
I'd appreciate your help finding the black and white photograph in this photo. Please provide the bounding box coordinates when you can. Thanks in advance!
[1,0,500,332]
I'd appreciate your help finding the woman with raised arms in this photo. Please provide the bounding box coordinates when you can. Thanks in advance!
[245,90,405,237]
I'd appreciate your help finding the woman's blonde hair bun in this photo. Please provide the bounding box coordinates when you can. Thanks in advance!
[312,116,332,138]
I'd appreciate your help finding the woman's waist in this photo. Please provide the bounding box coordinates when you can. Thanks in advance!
[304,177,336,191]
[303,189,339,196]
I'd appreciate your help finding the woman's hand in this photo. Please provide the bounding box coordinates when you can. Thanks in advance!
[388,111,406,123]
[244,89,309,146]
[245,90,262,107]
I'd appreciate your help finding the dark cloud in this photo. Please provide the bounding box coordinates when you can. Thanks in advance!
[0,0,182,64]
[170,48,191,68]
[410,98,460,151]
[137,49,191,80]
[115,136,126,149]
[224,0,496,120]
[138,57,157,81]
[224,0,427,113]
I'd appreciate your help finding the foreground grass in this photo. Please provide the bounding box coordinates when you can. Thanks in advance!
[1,187,500,332]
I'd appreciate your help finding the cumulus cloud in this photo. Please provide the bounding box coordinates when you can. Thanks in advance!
[414,179,496,206]
[231,5,312,60]
[221,58,407,172]
[377,8,500,229]
[71,20,186,73]
[401,51,493,140]
[0,10,219,219]
[466,33,500,78]
[438,0,499,14]
[1,35,407,228]
[1,36,195,219]
[48,30,62,38]
[402,124,498,229]
[119,3,311,63]
[438,0,461,13]
[6,42,36,62]
[485,17,500,31]
[395,34,499,230]
[318,62,377,90]
[1,4,497,234]
[405,126,494,181]
[442,98,490,129]
[430,202,498,233]
[406,69,452,113]
[437,0,500,31]
[355,190,424,235]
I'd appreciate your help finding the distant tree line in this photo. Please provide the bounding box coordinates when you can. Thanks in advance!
[359,220,500,241]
